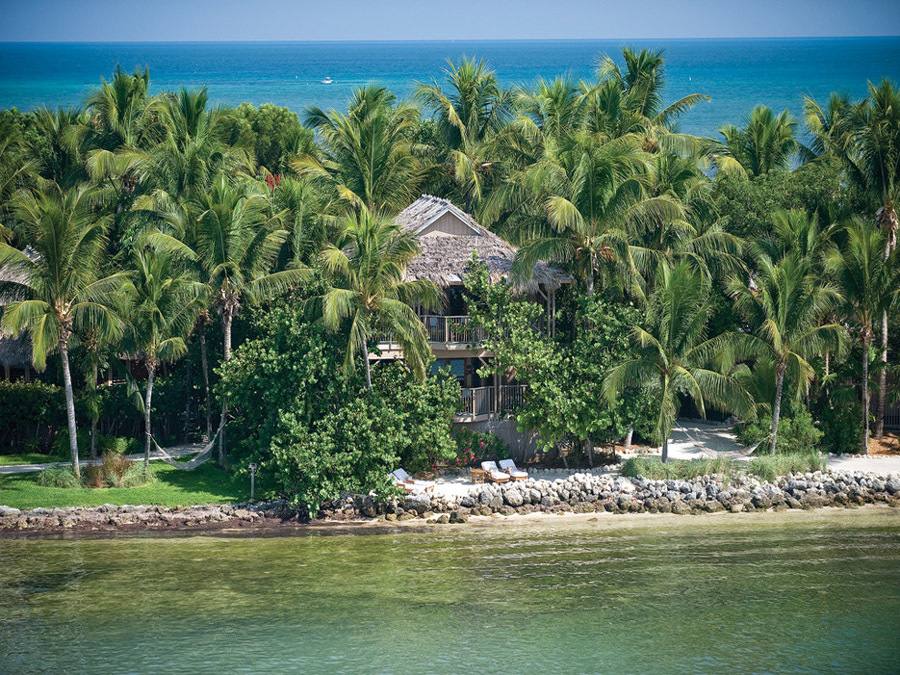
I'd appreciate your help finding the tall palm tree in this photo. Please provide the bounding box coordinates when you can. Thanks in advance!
[123,246,204,466]
[318,210,441,389]
[807,79,900,439]
[715,106,799,176]
[147,175,306,463]
[727,253,844,453]
[0,183,126,479]
[85,66,159,152]
[295,86,424,214]
[510,131,682,296]
[417,58,512,212]
[825,219,900,454]
[603,261,754,462]
[27,107,88,187]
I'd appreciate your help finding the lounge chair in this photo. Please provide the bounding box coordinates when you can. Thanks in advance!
[480,461,510,483]
[499,459,528,481]
[392,468,435,493]
[389,472,415,494]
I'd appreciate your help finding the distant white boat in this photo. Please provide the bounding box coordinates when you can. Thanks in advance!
[321,76,333,84]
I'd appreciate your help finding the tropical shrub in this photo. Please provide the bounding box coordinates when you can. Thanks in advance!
[0,381,66,452]
[747,452,826,481]
[621,456,734,480]
[736,409,823,454]
[817,400,865,455]
[452,429,509,467]
[35,465,80,488]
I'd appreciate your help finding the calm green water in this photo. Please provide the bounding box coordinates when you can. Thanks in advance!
[1,510,899,674]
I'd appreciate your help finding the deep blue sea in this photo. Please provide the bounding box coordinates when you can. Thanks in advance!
[1,39,898,137]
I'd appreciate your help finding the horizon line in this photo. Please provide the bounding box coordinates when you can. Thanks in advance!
[2,35,900,45]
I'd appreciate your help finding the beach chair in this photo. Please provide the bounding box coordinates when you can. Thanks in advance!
[392,468,435,493]
[480,461,510,483]
[499,459,528,481]
[389,472,415,494]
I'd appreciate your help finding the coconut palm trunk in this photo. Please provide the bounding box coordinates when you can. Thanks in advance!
[862,336,871,456]
[90,361,98,460]
[218,312,233,466]
[661,436,669,463]
[770,363,786,455]
[144,363,155,468]
[584,438,594,467]
[361,338,373,392]
[875,202,897,440]
[58,338,80,481]
[199,318,212,439]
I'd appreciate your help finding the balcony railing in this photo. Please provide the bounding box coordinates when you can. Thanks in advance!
[457,384,526,419]
[422,315,485,344]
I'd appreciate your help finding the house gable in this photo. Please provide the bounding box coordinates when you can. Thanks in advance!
[417,209,483,237]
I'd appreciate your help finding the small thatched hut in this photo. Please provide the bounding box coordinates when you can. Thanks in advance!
[395,195,569,291]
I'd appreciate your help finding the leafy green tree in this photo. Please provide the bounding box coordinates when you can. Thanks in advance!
[727,253,844,454]
[317,209,440,389]
[123,247,204,465]
[296,86,424,213]
[233,102,317,173]
[825,219,900,454]
[0,183,126,479]
[604,261,754,462]
[84,66,159,152]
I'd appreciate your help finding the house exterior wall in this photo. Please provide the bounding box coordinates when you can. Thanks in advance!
[418,212,478,237]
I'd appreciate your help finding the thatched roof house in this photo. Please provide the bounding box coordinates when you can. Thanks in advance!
[395,195,569,290]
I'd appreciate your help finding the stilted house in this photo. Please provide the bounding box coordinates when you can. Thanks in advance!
[377,195,570,431]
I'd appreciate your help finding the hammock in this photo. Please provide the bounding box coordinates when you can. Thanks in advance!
[150,422,224,471]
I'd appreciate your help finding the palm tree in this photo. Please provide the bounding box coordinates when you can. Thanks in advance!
[85,66,159,152]
[807,79,900,439]
[825,219,900,454]
[27,107,88,187]
[0,183,126,480]
[318,210,441,389]
[147,174,306,463]
[727,253,844,454]
[416,58,512,212]
[510,131,682,296]
[603,261,754,462]
[123,246,204,466]
[715,106,799,176]
[295,86,424,214]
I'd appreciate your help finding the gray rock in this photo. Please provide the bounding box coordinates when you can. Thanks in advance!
[504,489,524,507]
[403,493,431,515]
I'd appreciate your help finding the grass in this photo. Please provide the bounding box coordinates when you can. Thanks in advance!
[747,453,827,482]
[621,456,735,480]
[0,452,66,467]
[0,462,247,510]
[622,453,827,482]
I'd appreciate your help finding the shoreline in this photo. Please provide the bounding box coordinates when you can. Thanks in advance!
[4,464,900,539]
[1,502,898,541]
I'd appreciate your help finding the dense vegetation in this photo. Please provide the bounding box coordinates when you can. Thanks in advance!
[0,51,898,511]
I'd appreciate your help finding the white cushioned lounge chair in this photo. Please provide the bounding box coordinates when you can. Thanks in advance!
[480,461,510,483]
[392,468,435,493]
[498,459,528,481]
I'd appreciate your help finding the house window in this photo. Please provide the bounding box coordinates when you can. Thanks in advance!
[431,358,465,382]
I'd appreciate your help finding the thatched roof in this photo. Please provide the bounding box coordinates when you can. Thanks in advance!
[396,195,570,290]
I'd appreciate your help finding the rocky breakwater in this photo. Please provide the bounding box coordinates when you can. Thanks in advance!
[0,500,304,533]
[324,470,900,522]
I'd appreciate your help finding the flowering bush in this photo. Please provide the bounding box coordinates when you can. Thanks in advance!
[452,429,509,467]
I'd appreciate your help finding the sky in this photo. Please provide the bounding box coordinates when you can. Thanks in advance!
[1,0,899,41]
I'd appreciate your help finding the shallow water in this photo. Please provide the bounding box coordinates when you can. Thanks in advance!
[1,510,899,674]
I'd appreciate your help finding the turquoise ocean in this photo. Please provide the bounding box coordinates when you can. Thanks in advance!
[1,38,899,136]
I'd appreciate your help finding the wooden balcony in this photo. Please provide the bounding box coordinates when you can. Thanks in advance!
[377,315,486,354]
[456,384,526,422]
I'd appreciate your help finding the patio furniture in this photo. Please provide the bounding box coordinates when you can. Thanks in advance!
[470,468,486,484]
[392,468,435,493]
[480,461,510,483]
[498,459,528,481]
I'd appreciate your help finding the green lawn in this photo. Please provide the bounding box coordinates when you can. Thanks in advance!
[0,452,67,467]
[0,462,248,510]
